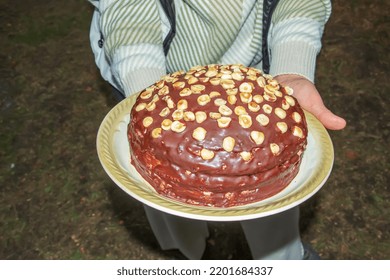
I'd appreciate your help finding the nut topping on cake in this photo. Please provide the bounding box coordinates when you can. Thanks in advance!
[142,116,153,127]
[140,89,153,99]
[275,107,287,119]
[285,95,296,106]
[200,148,215,160]
[250,131,265,145]
[239,114,252,128]
[179,88,192,97]
[217,117,232,128]
[270,143,280,155]
[195,111,207,123]
[192,127,207,141]
[129,64,308,207]
[292,126,304,138]
[292,112,302,123]
[256,114,270,126]
[218,105,233,116]
[135,103,147,112]
[151,127,162,138]
[276,122,288,133]
[161,119,172,130]
[262,104,273,114]
[171,120,186,133]
[222,136,235,152]
[197,94,211,106]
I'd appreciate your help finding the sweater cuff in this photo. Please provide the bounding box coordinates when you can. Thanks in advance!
[269,41,318,83]
[122,68,166,97]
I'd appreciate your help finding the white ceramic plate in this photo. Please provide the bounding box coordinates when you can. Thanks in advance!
[97,95,334,221]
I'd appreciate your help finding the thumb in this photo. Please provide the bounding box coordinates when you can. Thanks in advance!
[309,103,347,130]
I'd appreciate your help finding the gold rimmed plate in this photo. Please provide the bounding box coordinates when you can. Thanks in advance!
[97,95,334,221]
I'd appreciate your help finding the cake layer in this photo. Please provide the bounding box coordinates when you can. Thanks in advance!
[130,144,301,207]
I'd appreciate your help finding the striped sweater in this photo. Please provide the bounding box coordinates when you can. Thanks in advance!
[89,0,331,96]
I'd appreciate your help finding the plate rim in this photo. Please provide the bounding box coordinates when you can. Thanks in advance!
[97,95,334,221]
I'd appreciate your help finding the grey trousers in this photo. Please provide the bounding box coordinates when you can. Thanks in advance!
[144,205,303,260]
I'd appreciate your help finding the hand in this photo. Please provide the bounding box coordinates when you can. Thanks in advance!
[274,74,346,130]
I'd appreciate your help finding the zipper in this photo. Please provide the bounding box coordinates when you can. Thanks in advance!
[98,32,104,48]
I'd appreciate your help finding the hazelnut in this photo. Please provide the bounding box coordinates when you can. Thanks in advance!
[172,109,184,121]
[214,98,227,106]
[209,112,222,119]
[248,101,260,112]
[219,105,233,116]
[292,126,304,138]
[256,114,270,126]
[262,104,273,114]
[195,111,207,123]
[240,151,253,161]
[151,128,162,138]
[232,72,244,81]
[188,76,199,85]
[227,95,237,105]
[159,107,170,117]
[285,95,296,106]
[234,105,247,115]
[173,81,185,90]
[161,119,172,130]
[239,82,254,93]
[140,89,153,100]
[264,86,276,96]
[146,101,156,111]
[275,107,287,119]
[209,77,221,85]
[250,131,265,145]
[166,97,175,109]
[171,121,186,133]
[281,99,290,110]
[177,99,188,110]
[222,136,235,152]
[135,103,147,112]
[217,117,232,128]
[142,116,153,127]
[179,88,192,97]
[220,79,235,89]
[276,122,288,133]
[197,94,211,106]
[191,84,206,93]
[292,112,302,123]
[205,69,218,77]
[263,92,277,102]
[253,94,264,104]
[270,143,280,155]
[184,111,196,121]
[209,91,221,98]
[192,127,207,141]
[239,114,252,128]
[158,85,169,96]
[285,86,294,95]
[240,92,253,103]
[256,76,266,87]
[226,88,238,95]
[200,148,215,160]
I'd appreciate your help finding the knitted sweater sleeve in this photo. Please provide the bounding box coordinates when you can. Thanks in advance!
[94,0,167,96]
[268,0,331,82]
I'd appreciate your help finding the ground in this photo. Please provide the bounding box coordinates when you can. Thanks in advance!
[0,0,389,260]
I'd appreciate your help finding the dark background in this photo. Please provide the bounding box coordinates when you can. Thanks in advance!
[0,0,389,259]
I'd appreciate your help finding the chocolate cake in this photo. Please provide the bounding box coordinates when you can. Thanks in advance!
[128,64,308,207]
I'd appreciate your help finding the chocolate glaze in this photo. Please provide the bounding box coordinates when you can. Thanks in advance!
[128,64,307,207]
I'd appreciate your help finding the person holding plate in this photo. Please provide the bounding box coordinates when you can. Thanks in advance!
[89,0,346,259]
